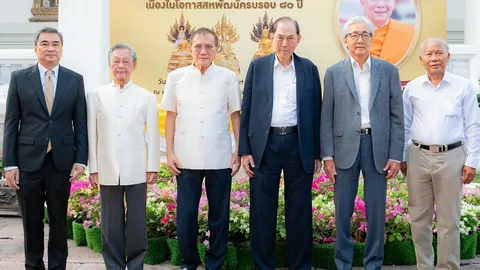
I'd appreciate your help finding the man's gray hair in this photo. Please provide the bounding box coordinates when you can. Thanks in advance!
[34,27,63,45]
[108,43,137,62]
[342,16,375,38]
[419,38,450,55]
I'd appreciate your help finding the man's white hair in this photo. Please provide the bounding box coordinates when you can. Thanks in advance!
[419,38,450,55]
[342,16,375,38]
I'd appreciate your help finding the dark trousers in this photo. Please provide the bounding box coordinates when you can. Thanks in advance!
[334,135,387,270]
[17,151,71,270]
[250,133,313,270]
[100,183,147,270]
[176,168,232,270]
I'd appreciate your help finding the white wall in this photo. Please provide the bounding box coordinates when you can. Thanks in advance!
[0,0,34,24]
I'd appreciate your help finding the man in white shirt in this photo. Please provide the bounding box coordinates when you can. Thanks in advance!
[402,37,480,270]
[239,17,322,269]
[320,16,404,269]
[161,27,241,270]
[87,43,160,270]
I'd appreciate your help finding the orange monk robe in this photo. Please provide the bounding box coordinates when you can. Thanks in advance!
[370,19,415,65]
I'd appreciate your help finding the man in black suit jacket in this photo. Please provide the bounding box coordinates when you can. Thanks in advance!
[238,17,321,270]
[3,27,88,270]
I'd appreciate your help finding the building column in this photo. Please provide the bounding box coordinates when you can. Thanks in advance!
[58,0,110,92]
[464,0,480,89]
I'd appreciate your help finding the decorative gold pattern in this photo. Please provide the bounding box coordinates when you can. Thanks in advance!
[30,0,59,22]
[251,11,275,60]
[166,12,195,73]
[213,14,240,74]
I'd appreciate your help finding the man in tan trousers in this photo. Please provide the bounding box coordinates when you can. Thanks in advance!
[401,37,480,270]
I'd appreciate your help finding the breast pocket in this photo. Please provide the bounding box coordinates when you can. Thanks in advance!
[443,97,462,117]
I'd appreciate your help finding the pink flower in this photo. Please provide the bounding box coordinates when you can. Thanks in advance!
[168,204,176,211]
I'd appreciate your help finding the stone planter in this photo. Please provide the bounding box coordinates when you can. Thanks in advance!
[0,180,21,216]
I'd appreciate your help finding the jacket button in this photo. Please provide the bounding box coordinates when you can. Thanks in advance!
[265,131,269,135]
[357,112,361,115]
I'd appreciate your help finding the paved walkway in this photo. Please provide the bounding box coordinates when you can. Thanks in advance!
[0,216,479,270]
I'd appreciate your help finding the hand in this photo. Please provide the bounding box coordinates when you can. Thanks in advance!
[166,152,182,176]
[89,173,98,189]
[5,169,20,190]
[241,155,255,178]
[400,162,407,177]
[323,160,337,184]
[147,172,158,185]
[230,152,241,177]
[314,159,322,174]
[383,160,400,179]
[69,164,85,182]
[462,165,476,184]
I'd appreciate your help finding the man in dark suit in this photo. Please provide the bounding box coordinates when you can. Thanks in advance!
[3,27,88,270]
[320,16,404,270]
[238,17,321,270]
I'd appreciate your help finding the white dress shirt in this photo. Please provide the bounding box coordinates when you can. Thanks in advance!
[38,63,59,94]
[351,55,371,128]
[161,63,241,170]
[323,56,372,162]
[271,55,297,127]
[403,72,480,168]
[87,80,160,185]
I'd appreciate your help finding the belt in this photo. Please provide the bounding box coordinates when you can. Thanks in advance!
[412,141,463,153]
[357,128,372,135]
[270,126,297,135]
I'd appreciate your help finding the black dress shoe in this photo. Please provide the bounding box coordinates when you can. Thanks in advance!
[180,267,196,270]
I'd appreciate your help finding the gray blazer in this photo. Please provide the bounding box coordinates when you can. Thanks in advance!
[320,57,404,173]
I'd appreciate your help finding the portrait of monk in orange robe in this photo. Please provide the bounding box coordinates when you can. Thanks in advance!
[361,0,415,65]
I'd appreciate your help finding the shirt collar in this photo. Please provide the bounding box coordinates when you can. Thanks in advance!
[421,71,452,87]
[274,54,295,70]
[38,63,59,77]
[109,79,134,89]
[350,55,371,71]
[191,62,217,75]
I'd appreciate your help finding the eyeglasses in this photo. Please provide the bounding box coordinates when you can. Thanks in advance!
[347,33,372,41]
[193,44,215,52]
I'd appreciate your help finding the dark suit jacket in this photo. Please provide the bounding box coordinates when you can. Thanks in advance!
[238,54,321,173]
[3,65,88,172]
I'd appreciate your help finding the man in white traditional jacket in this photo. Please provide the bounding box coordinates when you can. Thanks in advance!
[86,43,160,270]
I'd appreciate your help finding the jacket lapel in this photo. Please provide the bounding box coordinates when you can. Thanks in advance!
[265,54,275,108]
[342,58,359,103]
[294,54,305,116]
[369,58,383,111]
[51,66,68,115]
[28,65,49,113]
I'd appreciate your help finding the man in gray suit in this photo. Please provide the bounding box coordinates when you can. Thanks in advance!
[320,16,404,270]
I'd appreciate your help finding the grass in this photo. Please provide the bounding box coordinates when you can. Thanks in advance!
[474,173,480,184]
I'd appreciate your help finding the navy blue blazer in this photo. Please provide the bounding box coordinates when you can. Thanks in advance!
[238,53,322,173]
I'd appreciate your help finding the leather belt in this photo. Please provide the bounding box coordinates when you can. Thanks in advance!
[412,141,463,153]
[357,128,372,135]
[270,126,297,135]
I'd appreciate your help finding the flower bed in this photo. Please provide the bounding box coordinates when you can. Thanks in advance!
[67,166,480,267]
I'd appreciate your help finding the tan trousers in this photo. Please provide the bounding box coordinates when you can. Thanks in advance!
[406,144,465,270]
